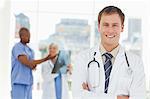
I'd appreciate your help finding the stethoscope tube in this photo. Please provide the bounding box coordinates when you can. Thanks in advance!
[87,52,100,89]
[88,52,100,68]
[124,52,130,67]
[88,52,131,69]
[87,51,133,90]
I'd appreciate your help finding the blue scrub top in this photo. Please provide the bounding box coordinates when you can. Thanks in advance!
[11,42,34,85]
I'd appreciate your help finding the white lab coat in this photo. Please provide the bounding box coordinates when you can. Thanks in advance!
[41,60,69,99]
[72,45,146,99]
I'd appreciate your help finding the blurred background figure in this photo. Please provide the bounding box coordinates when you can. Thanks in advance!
[41,43,72,99]
[11,27,51,99]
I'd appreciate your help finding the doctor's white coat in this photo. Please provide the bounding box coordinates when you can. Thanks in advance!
[72,45,146,99]
[41,60,69,99]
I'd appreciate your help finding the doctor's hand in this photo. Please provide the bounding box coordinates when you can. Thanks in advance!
[117,95,129,99]
[45,54,54,60]
[82,82,90,91]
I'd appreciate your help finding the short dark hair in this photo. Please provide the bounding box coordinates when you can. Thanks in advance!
[19,27,29,37]
[98,6,125,25]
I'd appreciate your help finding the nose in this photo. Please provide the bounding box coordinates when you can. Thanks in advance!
[107,26,114,33]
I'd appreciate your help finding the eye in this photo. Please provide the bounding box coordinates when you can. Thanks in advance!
[112,24,118,27]
[103,23,109,27]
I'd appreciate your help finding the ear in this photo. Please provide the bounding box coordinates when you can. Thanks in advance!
[121,24,124,32]
[98,23,101,32]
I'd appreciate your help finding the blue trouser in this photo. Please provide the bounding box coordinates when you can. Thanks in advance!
[55,73,62,99]
[11,84,32,99]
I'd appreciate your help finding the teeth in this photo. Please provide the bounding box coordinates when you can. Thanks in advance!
[106,35,115,38]
[108,36,113,38]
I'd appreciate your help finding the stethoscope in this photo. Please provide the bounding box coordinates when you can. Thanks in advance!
[87,51,133,89]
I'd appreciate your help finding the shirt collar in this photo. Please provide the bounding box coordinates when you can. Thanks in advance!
[100,43,120,58]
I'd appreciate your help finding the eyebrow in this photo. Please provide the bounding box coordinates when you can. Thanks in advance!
[103,22,119,25]
[113,23,119,25]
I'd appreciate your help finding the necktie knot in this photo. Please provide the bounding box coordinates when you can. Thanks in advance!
[103,52,113,60]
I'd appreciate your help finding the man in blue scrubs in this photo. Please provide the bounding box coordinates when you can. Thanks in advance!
[11,27,51,99]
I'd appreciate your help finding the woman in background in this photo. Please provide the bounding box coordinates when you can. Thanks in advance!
[41,43,72,99]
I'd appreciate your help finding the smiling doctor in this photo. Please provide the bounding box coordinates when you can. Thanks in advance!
[72,6,146,99]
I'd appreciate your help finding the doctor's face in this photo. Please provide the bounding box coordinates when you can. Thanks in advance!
[49,45,59,58]
[98,13,124,48]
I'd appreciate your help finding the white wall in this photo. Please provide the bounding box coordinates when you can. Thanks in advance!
[0,0,11,99]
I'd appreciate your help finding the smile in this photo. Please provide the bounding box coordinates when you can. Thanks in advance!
[106,35,116,38]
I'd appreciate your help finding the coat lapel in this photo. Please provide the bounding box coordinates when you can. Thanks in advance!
[108,46,125,93]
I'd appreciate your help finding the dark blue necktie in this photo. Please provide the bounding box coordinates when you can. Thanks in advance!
[103,53,113,93]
